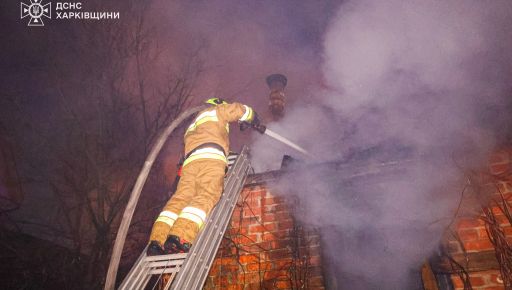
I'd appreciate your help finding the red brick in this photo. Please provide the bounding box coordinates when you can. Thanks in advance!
[490,205,504,215]
[263,232,277,242]
[227,228,242,236]
[464,240,495,252]
[224,284,243,290]
[208,264,220,276]
[221,265,241,273]
[451,276,464,288]
[489,151,510,164]
[248,224,265,233]
[240,272,261,284]
[217,274,238,286]
[273,258,293,269]
[309,276,325,287]
[241,217,260,227]
[488,272,504,285]
[271,239,293,249]
[245,282,263,290]
[277,219,294,230]
[263,231,284,241]
[457,218,484,229]
[309,255,322,266]
[496,214,512,225]
[245,199,261,208]
[503,191,512,199]
[275,211,292,221]
[245,263,261,272]
[262,213,276,223]
[497,181,512,194]
[477,228,490,239]
[263,223,278,232]
[275,280,291,289]
[230,215,241,224]
[457,229,479,241]
[249,223,277,233]
[238,235,257,244]
[245,188,265,196]
[275,204,289,212]
[268,249,291,260]
[250,241,272,251]
[490,163,510,175]
[307,245,322,256]
[309,267,325,276]
[264,269,289,280]
[248,233,262,243]
[264,204,278,213]
[247,261,273,272]
[469,275,485,286]
[239,254,259,265]
[243,207,263,218]
[218,257,238,266]
[264,197,284,206]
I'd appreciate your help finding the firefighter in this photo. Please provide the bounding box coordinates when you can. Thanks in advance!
[147,97,261,255]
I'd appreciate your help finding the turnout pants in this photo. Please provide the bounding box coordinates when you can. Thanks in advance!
[149,158,226,245]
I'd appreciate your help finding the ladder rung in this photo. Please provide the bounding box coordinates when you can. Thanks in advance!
[119,147,251,290]
[146,259,185,268]
[144,253,187,262]
[148,267,181,275]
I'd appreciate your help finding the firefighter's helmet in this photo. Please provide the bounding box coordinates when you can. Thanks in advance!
[205,97,228,106]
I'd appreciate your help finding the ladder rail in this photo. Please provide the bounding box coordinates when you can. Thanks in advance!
[118,245,148,290]
[118,146,251,290]
[192,158,249,289]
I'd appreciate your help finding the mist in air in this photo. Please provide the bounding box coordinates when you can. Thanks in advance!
[252,0,512,288]
[3,0,512,288]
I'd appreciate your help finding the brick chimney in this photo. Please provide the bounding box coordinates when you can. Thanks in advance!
[266,74,288,121]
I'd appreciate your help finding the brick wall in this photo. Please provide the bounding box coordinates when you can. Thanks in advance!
[443,149,512,290]
[203,185,325,290]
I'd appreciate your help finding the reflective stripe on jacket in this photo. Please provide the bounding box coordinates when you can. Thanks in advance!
[183,102,254,159]
[183,147,227,167]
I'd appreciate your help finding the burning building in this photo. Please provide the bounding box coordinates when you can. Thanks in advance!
[199,146,512,290]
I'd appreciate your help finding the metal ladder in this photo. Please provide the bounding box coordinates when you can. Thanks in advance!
[119,146,252,290]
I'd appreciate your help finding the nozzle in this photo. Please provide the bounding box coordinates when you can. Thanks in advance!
[239,121,266,134]
[254,124,266,134]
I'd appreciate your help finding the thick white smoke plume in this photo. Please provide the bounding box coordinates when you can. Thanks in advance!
[252,1,512,288]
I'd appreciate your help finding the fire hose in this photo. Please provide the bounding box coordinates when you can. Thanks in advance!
[241,121,312,158]
[104,105,207,290]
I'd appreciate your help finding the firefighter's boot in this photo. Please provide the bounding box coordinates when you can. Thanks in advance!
[146,240,165,256]
[164,235,192,254]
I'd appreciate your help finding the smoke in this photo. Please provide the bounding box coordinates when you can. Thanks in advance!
[149,0,332,106]
[252,0,512,288]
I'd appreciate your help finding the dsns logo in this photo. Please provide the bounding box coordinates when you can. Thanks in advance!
[21,0,51,26]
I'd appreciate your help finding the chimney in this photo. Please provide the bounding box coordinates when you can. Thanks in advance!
[266,74,288,120]
[280,154,294,169]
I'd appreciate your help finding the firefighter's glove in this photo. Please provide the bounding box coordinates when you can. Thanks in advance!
[239,112,259,131]
[250,112,261,127]
[239,121,266,134]
[239,121,251,131]
[250,113,266,134]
